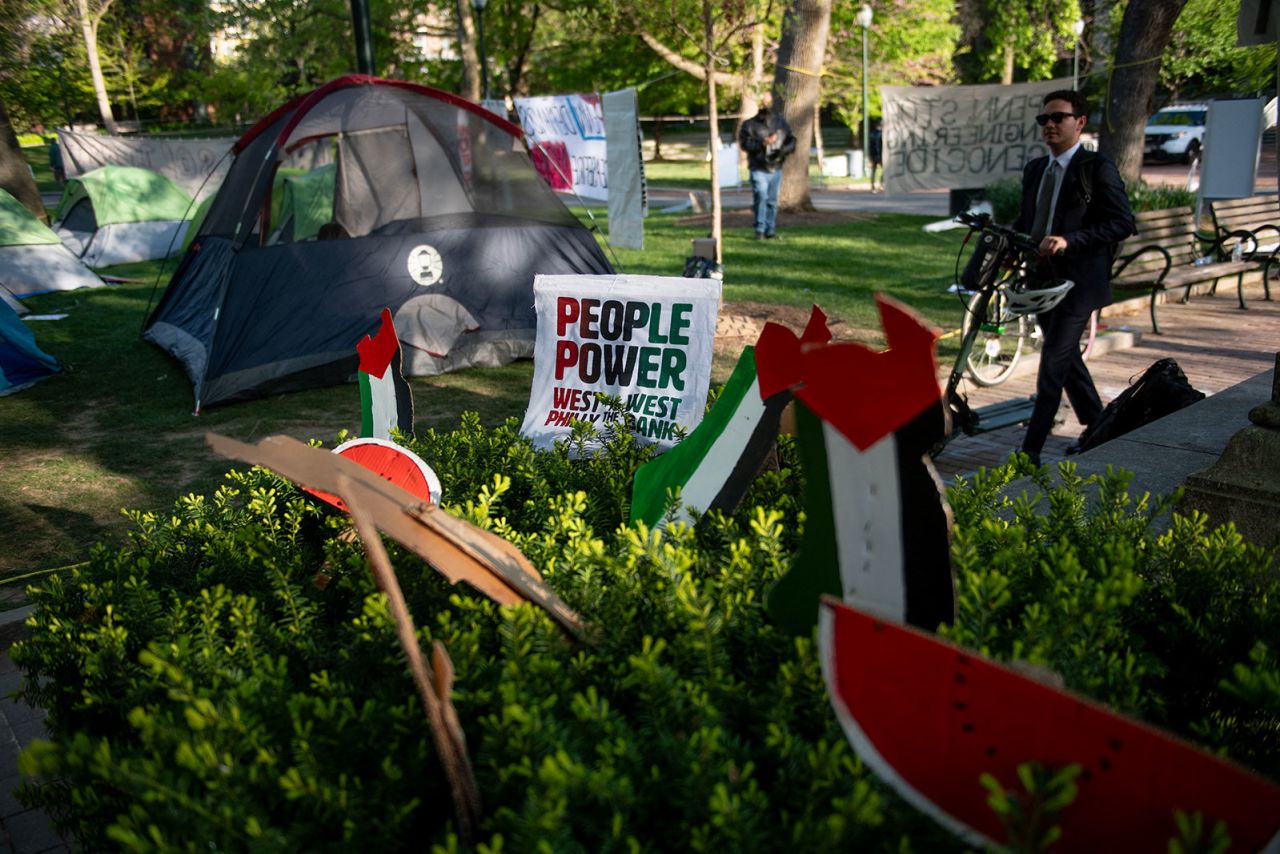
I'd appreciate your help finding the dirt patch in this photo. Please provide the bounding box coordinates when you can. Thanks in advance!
[676,208,874,229]
[714,300,877,354]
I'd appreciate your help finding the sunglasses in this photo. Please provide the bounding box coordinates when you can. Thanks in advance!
[1036,111,1081,126]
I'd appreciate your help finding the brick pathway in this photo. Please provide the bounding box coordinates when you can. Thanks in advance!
[0,608,68,854]
[932,283,1279,482]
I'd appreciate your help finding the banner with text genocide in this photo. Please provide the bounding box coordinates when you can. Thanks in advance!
[514,94,609,201]
[520,274,721,452]
[881,78,1069,194]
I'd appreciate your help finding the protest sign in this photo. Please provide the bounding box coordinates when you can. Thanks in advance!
[881,79,1068,194]
[603,88,646,249]
[520,274,721,452]
[514,93,610,201]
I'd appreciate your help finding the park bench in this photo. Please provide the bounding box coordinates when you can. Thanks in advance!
[1206,194,1278,303]
[1110,206,1261,333]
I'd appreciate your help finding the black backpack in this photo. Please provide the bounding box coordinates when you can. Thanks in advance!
[1074,358,1205,453]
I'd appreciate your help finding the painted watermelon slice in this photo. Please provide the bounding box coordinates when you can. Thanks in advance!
[307,437,442,512]
[818,597,1280,851]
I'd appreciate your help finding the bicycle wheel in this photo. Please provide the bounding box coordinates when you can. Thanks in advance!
[963,288,1027,386]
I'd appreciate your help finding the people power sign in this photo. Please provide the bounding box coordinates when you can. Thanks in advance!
[520,274,721,452]
[514,94,609,201]
[881,79,1068,194]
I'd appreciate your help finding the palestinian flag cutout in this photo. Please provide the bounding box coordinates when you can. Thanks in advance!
[629,307,831,528]
[358,307,414,441]
[764,294,954,636]
[629,347,786,527]
[307,437,442,513]
[818,598,1280,851]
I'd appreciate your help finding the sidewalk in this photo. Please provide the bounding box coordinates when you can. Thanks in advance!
[0,606,66,854]
[931,284,1280,491]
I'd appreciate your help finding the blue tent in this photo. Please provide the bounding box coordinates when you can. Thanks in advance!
[0,299,60,395]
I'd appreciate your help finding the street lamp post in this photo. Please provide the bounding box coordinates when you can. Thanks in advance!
[472,0,489,101]
[1071,19,1085,90]
[857,4,872,181]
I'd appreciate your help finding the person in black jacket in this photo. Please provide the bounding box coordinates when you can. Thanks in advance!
[1014,90,1136,466]
[738,91,796,240]
[868,121,883,193]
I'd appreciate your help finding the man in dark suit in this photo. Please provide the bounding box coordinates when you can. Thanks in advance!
[1015,90,1136,466]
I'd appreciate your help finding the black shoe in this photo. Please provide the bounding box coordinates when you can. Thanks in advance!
[765,232,781,240]
[1065,441,1084,456]
[755,231,766,240]
[1020,449,1042,467]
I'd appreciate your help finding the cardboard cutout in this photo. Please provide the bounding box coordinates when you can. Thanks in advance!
[629,306,831,528]
[358,308,414,441]
[818,598,1280,851]
[764,295,954,635]
[207,433,584,639]
[306,437,442,511]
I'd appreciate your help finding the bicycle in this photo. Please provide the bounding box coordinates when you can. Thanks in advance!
[942,212,1078,440]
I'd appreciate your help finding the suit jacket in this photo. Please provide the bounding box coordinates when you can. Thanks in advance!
[1014,150,1136,313]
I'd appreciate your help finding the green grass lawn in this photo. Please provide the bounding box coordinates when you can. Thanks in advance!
[22,144,61,195]
[641,156,859,191]
[0,207,970,577]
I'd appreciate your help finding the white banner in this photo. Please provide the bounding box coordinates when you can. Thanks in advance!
[58,129,234,198]
[603,87,646,249]
[881,79,1068,194]
[520,274,721,452]
[514,94,610,201]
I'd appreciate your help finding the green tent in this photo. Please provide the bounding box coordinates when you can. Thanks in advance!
[0,189,103,296]
[52,165,195,266]
[0,190,60,246]
[54,165,193,226]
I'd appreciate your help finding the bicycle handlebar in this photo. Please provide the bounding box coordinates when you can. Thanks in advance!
[955,211,1039,252]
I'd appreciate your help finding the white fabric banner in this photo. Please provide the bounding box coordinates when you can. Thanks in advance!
[514,94,610,201]
[58,129,234,198]
[520,274,721,452]
[603,88,646,249]
[881,79,1068,194]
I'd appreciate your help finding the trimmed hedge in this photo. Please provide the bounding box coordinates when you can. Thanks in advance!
[984,175,1198,225]
[12,412,1280,850]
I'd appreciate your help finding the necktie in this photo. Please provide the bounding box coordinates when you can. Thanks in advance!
[1030,160,1060,242]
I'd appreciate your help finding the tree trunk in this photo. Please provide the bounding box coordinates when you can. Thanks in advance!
[774,0,832,211]
[705,1,723,264]
[1002,41,1014,84]
[456,0,482,102]
[0,98,47,223]
[1097,0,1188,186]
[77,0,118,134]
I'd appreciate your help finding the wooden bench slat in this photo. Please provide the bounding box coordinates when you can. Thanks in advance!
[1111,203,1270,333]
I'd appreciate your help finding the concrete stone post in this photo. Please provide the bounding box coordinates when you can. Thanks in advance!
[1180,353,1280,549]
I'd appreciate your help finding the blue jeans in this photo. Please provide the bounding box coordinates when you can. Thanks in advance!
[750,169,782,236]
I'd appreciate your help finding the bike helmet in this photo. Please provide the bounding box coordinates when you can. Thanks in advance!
[1002,278,1074,316]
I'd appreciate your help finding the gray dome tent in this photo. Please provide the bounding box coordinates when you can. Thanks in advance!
[145,75,612,410]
